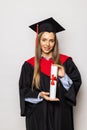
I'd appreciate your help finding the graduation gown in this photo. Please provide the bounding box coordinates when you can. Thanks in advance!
[19,54,82,130]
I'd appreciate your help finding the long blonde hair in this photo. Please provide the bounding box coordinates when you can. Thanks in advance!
[32,32,61,89]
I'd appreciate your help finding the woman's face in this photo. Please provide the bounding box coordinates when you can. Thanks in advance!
[40,32,55,57]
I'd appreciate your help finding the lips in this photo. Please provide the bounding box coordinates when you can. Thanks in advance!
[44,47,51,51]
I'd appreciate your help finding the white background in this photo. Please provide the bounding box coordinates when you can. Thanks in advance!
[0,0,87,130]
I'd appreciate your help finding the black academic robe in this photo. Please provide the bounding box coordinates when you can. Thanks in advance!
[19,54,82,130]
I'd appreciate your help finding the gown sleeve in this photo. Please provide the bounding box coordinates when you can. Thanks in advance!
[19,62,40,116]
[64,58,82,106]
[59,73,73,90]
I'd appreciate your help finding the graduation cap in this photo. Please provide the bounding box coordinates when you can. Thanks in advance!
[29,17,65,46]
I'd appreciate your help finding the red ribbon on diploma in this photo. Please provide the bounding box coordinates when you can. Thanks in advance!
[50,74,57,85]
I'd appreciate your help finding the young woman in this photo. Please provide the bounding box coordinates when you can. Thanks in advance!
[19,17,82,130]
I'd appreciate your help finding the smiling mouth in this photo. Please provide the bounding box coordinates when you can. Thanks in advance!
[44,47,51,51]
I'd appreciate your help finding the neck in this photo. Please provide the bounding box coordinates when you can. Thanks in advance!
[41,53,52,59]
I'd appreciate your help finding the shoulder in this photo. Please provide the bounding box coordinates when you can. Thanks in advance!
[24,54,72,65]
[59,54,72,64]
[26,56,35,66]
[60,54,80,75]
[21,57,35,71]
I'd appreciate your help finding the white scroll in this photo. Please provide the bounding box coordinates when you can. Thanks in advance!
[50,65,58,99]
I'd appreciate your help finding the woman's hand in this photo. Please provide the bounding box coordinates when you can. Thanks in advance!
[39,91,59,101]
[53,64,65,77]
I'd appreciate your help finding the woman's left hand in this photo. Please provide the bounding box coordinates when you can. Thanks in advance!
[54,64,65,77]
[58,65,65,77]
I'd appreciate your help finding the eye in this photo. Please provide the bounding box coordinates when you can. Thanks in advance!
[41,38,46,42]
[50,39,55,42]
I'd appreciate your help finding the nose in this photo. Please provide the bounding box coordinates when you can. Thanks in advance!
[46,41,50,46]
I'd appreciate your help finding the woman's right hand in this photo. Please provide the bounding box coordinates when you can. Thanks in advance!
[39,91,59,101]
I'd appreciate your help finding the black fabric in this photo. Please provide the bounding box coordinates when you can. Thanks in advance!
[19,58,82,130]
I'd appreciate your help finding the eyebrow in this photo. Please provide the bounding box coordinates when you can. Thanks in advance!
[41,37,55,40]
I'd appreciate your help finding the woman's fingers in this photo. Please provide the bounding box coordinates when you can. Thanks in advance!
[52,64,62,68]
[43,92,50,95]
[49,98,60,101]
[45,96,60,101]
[53,64,65,77]
[39,91,59,101]
[39,91,49,98]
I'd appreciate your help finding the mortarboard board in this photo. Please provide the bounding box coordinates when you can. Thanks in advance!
[29,17,65,34]
[29,17,65,47]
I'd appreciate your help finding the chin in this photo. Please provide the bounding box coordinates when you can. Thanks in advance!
[43,50,51,54]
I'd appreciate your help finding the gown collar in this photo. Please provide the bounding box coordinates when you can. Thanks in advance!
[41,55,53,61]
[26,54,71,76]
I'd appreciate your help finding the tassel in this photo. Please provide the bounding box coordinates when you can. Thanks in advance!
[36,24,38,47]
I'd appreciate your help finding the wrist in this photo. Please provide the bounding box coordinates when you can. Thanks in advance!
[58,73,65,78]
[38,92,42,98]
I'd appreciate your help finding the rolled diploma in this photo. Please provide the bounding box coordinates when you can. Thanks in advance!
[50,65,58,99]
